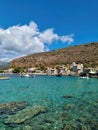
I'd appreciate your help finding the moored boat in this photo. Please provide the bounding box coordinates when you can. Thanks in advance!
[0,76,10,80]
[79,76,89,79]
[20,73,35,78]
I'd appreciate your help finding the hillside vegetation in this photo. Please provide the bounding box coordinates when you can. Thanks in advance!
[9,42,98,68]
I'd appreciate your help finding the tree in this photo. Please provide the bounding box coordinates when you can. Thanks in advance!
[12,67,21,73]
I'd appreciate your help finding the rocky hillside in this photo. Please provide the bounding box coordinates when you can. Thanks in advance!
[9,42,98,68]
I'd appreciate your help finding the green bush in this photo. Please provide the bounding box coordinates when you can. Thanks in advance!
[12,67,21,73]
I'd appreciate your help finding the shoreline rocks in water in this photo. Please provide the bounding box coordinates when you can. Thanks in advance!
[4,105,47,124]
[0,102,28,115]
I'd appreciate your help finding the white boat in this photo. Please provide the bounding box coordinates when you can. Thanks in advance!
[89,70,96,74]
[20,73,35,78]
[0,76,10,80]
[79,76,89,79]
[20,73,31,77]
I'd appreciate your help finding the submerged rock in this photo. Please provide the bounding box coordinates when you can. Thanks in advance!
[63,104,75,110]
[12,127,22,130]
[82,91,96,96]
[0,123,6,130]
[95,99,98,103]
[23,125,32,130]
[62,95,75,99]
[63,122,78,130]
[0,102,28,115]
[60,112,71,122]
[4,106,46,124]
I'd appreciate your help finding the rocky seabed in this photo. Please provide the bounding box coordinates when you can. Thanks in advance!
[0,91,98,130]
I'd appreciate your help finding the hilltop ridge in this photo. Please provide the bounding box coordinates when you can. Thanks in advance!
[9,42,98,68]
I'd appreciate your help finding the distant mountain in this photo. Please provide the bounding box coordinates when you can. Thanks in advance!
[9,42,98,68]
[0,61,2,66]
[0,61,9,69]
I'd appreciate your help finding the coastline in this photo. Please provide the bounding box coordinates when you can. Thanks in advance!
[0,72,98,78]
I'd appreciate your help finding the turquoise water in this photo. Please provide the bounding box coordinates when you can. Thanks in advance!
[0,75,98,129]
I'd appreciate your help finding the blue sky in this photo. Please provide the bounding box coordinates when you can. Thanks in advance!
[0,0,98,61]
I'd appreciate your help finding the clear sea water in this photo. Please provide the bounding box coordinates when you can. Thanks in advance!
[0,74,98,130]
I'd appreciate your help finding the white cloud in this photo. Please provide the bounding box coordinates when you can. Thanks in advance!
[39,29,59,44]
[60,34,74,43]
[0,21,74,62]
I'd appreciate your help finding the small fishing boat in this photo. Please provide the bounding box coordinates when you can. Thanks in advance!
[0,76,10,80]
[20,73,31,77]
[79,76,89,79]
[20,73,35,78]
